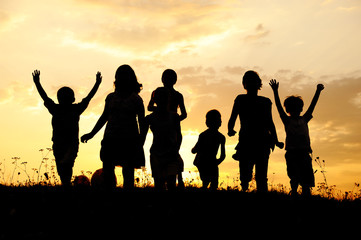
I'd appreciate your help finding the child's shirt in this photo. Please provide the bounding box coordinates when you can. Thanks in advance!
[103,92,144,140]
[193,129,225,167]
[168,88,183,113]
[282,113,312,153]
[151,87,183,113]
[44,98,90,143]
[232,94,273,147]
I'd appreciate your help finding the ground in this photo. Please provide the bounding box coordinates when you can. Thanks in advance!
[0,186,360,239]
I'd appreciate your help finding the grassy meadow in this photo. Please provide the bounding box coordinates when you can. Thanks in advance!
[1,148,361,239]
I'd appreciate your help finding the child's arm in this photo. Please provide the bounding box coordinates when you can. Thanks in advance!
[269,119,284,150]
[32,70,51,102]
[83,72,102,102]
[178,94,187,121]
[147,90,157,112]
[140,115,150,146]
[175,116,182,151]
[81,103,109,143]
[227,101,238,137]
[269,79,288,121]
[304,84,324,117]
[217,136,226,165]
[191,139,199,154]
[137,103,146,145]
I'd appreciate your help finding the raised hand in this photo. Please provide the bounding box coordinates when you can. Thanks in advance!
[317,84,324,92]
[269,79,279,91]
[96,71,102,84]
[32,70,40,83]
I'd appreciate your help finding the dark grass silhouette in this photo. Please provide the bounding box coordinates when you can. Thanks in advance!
[1,185,360,238]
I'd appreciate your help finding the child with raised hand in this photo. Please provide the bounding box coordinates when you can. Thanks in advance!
[81,65,145,189]
[192,109,226,190]
[269,79,324,196]
[32,70,102,187]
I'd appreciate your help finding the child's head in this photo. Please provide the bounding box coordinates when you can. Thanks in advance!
[162,69,177,88]
[153,87,170,110]
[284,95,304,116]
[206,109,222,130]
[242,70,262,91]
[114,64,142,94]
[57,87,75,105]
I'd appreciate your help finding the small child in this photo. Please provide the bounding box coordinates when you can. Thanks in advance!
[192,110,226,190]
[32,70,101,186]
[148,69,187,188]
[269,79,324,196]
[142,87,183,191]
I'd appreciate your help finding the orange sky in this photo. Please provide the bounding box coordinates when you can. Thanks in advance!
[0,0,361,192]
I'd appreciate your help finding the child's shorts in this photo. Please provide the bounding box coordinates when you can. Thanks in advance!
[52,141,79,167]
[285,150,315,187]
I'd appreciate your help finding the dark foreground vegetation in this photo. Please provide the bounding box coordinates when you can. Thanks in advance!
[1,185,360,239]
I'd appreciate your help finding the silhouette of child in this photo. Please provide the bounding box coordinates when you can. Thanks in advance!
[142,87,183,191]
[147,69,187,189]
[32,70,101,186]
[81,65,145,189]
[148,69,187,120]
[192,109,226,190]
[228,70,283,192]
[270,79,324,196]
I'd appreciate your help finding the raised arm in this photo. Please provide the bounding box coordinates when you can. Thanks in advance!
[269,79,288,121]
[304,84,324,117]
[32,70,50,101]
[84,71,102,102]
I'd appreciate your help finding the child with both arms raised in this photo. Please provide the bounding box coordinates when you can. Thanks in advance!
[269,79,324,196]
[32,70,101,186]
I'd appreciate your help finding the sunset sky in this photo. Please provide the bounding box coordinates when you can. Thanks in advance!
[1,0,361,192]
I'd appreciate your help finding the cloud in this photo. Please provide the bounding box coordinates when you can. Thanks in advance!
[350,92,361,109]
[56,0,240,54]
[244,24,270,43]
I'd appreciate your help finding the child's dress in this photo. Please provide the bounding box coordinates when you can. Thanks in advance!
[100,92,145,168]
[146,112,183,178]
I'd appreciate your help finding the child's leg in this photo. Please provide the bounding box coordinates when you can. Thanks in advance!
[202,180,210,189]
[209,166,219,191]
[177,172,185,189]
[53,144,77,187]
[255,149,270,193]
[56,162,73,187]
[239,153,254,192]
[154,177,166,190]
[103,162,116,189]
[122,166,134,189]
[301,185,311,196]
[290,182,299,196]
[166,175,176,191]
[285,151,299,195]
